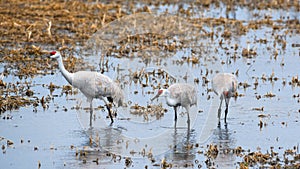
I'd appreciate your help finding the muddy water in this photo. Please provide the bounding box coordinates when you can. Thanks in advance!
[1,2,300,169]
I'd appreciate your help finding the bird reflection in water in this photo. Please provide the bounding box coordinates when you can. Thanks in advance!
[77,127,123,163]
[163,123,196,167]
[210,126,236,169]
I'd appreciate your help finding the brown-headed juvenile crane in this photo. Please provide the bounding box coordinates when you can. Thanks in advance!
[151,83,197,125]
[212,73,237,127]
[49,51,124,127]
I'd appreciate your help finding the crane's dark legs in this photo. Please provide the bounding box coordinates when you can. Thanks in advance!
[224,98,229,126]
[105,103,114,124]
[186,106,191,124]
[173,106,178,127]
[224,106,228,126]
[101,97,114,124]
[217,98,223,127]
[89,102,93,127]
[174,106,178,122]
[186,106,191,138]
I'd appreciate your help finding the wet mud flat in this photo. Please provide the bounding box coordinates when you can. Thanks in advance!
[0,0,300,168]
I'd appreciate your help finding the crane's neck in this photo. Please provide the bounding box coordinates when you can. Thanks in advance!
[57,56,73,85]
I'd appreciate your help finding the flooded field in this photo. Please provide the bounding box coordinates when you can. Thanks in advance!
[0,0,300,168]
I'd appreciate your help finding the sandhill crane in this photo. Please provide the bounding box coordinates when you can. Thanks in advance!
[49,51,124,127]
[212,73,237,126]
[151,83,197,125]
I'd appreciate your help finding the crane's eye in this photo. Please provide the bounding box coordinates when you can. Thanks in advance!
[50,51,56,55]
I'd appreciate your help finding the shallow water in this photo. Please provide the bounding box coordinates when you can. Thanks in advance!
[1,2,300,169]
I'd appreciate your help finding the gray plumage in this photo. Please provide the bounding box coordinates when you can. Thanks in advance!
[50,51,124,126]
[212,73,237,126]
[151,83,197,125]
[71,71,123,107]
[166,83,197,107]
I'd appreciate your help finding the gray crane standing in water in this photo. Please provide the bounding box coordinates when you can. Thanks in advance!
[49,51,124,127]
[212,73,237,127]
[151,83,197,126]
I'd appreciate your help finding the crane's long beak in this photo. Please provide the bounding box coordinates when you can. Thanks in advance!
[150,93,160,101]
